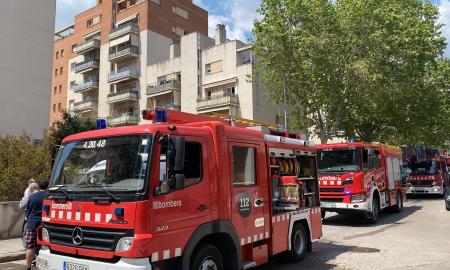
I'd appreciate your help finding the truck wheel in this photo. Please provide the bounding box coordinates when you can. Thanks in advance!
[321,210,326,220]
[393,191,403,213]
[287,223,308,262]
[365,197,380,224]
[190,244,224,270]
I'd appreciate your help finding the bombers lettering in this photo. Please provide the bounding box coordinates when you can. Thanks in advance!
[153,200,182,210]
[319,176,339,181]
[51,202,73,210]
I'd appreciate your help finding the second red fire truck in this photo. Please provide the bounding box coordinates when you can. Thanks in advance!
[316,142,405,223]
[36,109,322,270]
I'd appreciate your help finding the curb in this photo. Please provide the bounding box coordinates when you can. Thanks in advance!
[0,252,26,263]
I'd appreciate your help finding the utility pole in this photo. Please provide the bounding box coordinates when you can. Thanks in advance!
[283,73,288,133]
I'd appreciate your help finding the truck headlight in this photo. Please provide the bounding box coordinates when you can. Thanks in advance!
[42,228,49,242]
[351,195,365,203]
[432,181,437,186]
[116,237,134,252]
[36,257,48,270]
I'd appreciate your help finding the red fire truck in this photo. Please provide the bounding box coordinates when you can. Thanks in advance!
[36,109,322,270]
[316,143,405,223]
[404,148,449,197]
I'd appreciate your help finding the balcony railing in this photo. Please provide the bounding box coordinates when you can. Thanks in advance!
[72,100,98,112]
[75,39,100,54]
[71,81,99,93]
[107,89,139,103]
[109,113,139,126]
[74,59,99,73]
[197,95,239,111]
[109,22,139,40]
[146,80,181,95]
[108,68,138,83]
[108,45,139,62]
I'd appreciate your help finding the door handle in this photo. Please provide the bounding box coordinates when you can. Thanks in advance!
[254,198,264,207]
[197,204,209,212]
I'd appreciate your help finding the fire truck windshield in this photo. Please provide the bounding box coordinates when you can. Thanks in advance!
[318,149,361,173]
[410,161,437,175]
[49,135,151,194]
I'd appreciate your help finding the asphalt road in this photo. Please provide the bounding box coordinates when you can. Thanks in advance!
[2,196,449,270]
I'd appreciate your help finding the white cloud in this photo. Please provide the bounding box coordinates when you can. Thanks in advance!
[55,0,96,30]
[437,0,450,55]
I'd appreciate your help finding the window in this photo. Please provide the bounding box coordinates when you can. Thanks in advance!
[87,19,93,27]
[367,149,381,169]
[71,62,76,71]
[56,51,59,59]
[150,0,160,4]
[54,68,58,76]
[58,103,62,112]
[172,6,189,19]
[53,104,56,113]
[72,44,77,52]
[59,85,62,94]
[232,146,256,186]
[53,86,57,95]
[59,67,63,75]
[205,60,223,75]
[172,25,186,37]
[61,49,64,57]
[225,86,235,95]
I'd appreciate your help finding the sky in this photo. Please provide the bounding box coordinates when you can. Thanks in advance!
[55,0,450,54]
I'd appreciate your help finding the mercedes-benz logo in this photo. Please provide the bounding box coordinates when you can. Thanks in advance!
[72,227,83,246]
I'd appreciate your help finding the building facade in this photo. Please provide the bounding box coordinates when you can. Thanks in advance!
[0,0,55,139]
[50,0,208,127]
[51,0,281,128]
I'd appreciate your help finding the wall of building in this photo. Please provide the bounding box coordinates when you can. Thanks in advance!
[0,0,55,138]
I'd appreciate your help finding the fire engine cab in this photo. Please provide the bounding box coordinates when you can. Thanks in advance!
[36,109,322,270]
[316,143,405,223]
[403,147,449,196]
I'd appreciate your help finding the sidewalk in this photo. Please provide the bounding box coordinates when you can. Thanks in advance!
[0,238,25,263]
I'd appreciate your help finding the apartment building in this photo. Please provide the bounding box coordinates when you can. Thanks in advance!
[144,25,280,124]
[0,0,55,138]
[50,0,208,127]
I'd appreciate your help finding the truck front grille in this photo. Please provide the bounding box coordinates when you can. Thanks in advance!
[44,223,132,251]
[320,188,345,193]
[410,180,433,186]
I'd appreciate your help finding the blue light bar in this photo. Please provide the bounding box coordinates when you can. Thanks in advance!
[115,207,124,216]
[155,108,168,123]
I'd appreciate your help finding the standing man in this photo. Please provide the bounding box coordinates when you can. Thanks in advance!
[24,180,48,270]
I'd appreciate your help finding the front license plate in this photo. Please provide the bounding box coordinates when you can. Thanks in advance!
[321,202,336,208]
[64,261,89,270]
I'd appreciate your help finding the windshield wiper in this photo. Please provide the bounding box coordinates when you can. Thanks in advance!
[48,186,73,201]
[76,184,121,203]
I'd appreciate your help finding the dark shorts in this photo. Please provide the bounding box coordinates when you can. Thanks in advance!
[24,229,38,250]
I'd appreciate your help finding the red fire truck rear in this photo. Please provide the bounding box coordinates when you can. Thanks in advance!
[404,147,449,196]
[36,109,322,270]
[316,143,405,223]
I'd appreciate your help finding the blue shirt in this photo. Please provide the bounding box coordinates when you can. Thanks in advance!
[26,191,46,230]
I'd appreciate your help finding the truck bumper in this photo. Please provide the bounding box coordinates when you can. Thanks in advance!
[320,201,369,212]
[37,249,152,270]
[406,186,443,195]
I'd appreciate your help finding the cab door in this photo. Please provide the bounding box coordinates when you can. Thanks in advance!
[229,142,269,246]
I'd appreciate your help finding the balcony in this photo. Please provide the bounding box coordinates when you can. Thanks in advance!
[196,95,239,113]
[108,45,139,62]
[146,81,181,97]
[107,89,139,104]
[148,103,181,111]
[71,81,99,93]
[74,59,99,73]
[108,113,139,126]
[108,68,138,83]
[109,22,139,40]
[72,100,98,113]
[75,39,100,54]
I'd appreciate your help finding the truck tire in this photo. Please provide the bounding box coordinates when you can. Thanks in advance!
[190,244,224,270]
[393,191,403,213]
[287,223,308,262]
[365,197,380,224]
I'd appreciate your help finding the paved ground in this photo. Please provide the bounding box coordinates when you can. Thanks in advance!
[1,196,448,270]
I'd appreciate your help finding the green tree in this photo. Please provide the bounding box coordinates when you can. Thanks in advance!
[0,134,51,201]
[50,112,96,146]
